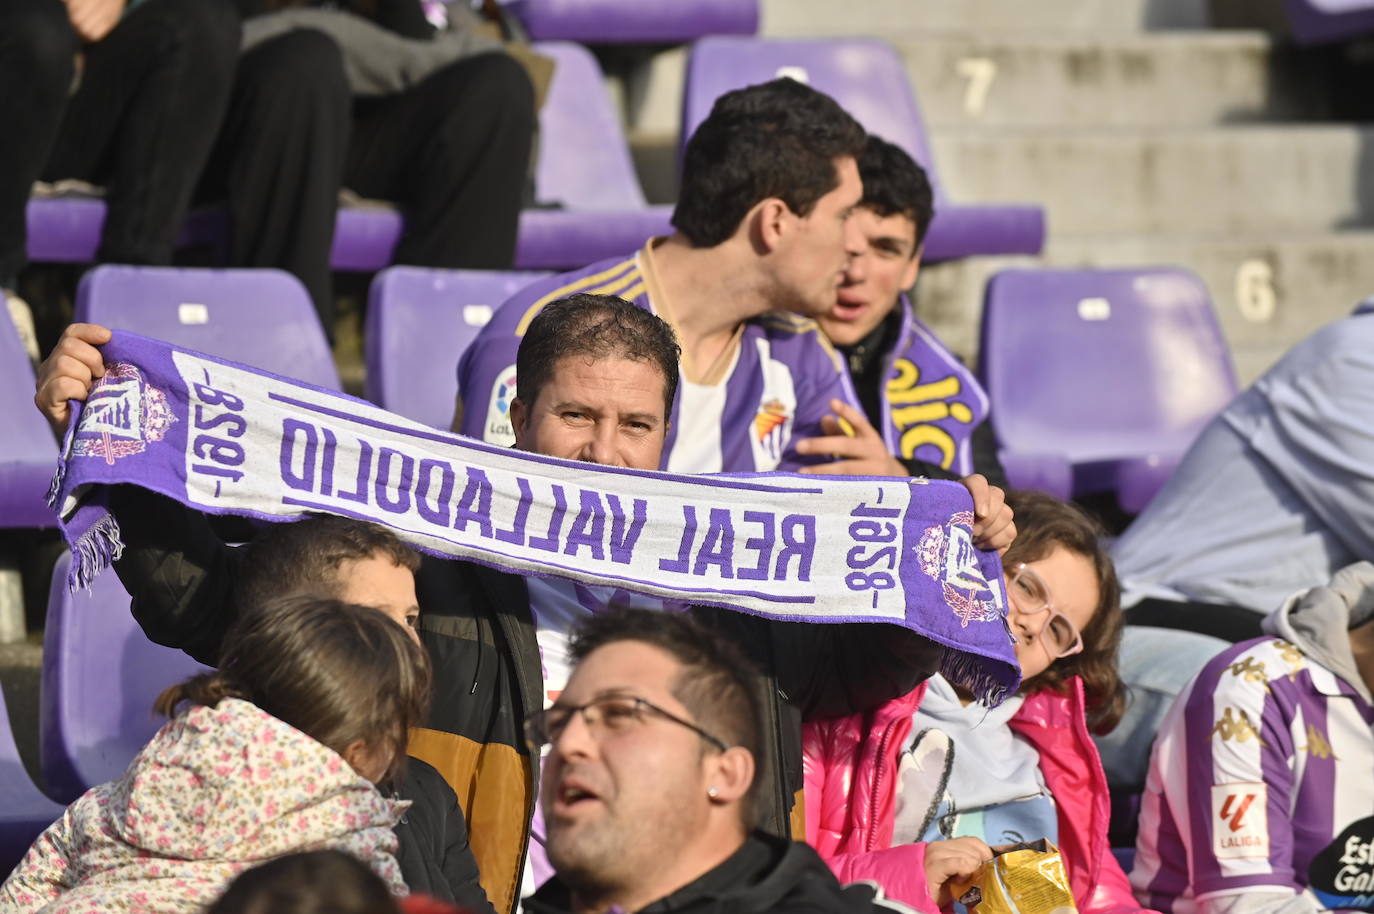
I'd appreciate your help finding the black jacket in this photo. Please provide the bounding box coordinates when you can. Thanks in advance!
[110,488,941,914]
[526,832,911,914]
[397,760,497,914]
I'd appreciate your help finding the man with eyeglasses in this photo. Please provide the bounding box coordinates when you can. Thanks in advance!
[524,605,915,914]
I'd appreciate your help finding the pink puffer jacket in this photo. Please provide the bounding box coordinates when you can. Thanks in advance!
[803,678,1150,914]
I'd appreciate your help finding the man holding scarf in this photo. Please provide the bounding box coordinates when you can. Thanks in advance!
[34,297,1015,913]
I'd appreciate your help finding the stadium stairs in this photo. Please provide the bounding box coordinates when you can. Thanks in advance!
[621,0,1374,386]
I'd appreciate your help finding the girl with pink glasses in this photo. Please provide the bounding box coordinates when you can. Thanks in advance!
[803,490,1152,914]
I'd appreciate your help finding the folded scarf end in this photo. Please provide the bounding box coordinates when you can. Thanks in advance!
[67,514,125,592]
[941,649,1015,708]
[45,459,66,513]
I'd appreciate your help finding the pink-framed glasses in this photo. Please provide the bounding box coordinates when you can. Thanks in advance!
[1007,563,1084,660]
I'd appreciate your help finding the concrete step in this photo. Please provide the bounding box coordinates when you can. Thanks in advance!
[896,32,1331,129]
[759,0,1213,36]
[914,231,1374,387]
[620,30,1333,139]
[929,125,1374,235]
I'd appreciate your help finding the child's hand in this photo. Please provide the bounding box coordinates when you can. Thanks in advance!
[923,836,994,908]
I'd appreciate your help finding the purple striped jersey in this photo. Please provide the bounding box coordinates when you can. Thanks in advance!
[455,242,857,473]
[1132,637,1374,913]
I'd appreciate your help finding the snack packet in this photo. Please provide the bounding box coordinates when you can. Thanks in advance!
[948,840,1077,914]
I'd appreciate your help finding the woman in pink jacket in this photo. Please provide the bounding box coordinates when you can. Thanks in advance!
[805,491,1149,914]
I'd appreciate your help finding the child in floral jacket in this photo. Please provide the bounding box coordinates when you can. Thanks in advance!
[2,594,432,913]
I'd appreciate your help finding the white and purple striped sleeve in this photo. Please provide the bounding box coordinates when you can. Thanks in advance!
[1135,641,1318,914]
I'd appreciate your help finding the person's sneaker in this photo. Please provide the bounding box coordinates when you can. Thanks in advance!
[5,289,41,365]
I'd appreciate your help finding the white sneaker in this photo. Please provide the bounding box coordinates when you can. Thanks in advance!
[5,289,40,365]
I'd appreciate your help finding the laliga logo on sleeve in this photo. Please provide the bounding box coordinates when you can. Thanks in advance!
[1211,783,1268,859]
[485,364,519,446]
[72,362,176,465]
[916,511,1003,627]
[1309,816,1374,909]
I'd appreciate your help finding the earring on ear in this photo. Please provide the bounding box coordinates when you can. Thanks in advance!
[707,786,720,799]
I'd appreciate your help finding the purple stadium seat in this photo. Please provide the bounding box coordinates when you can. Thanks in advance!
[74,265,341,390]
[41,552,213,803]
[979,267,1238,514]
[25,197,218,265]
[365,267,549,429]
[681,37,1045,262]
[0,683,64,874]
[505,0,757,43]
[25,196,106,264]
[1284,0,1374,43]
[0,313,59,529]
[329,41,672,272]
[516,41,673,268]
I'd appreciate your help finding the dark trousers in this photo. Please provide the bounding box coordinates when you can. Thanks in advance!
[0,0,240,285]
[1126,596,1265,643]
[205,33,535,328]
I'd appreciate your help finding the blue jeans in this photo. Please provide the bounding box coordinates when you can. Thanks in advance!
[1092,625,1229,791]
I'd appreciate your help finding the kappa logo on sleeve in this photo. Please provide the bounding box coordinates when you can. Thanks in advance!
[1212,783,1269,859]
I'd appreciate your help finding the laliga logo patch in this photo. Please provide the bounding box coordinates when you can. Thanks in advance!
[916,511,1002,627]
[1309,816,1374,910]
[72,362,176,465]
[485,364,518,446]
[1211,783,1268,859]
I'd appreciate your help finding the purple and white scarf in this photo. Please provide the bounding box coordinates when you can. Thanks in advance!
[49,333,1019,703]
[879,297,991,478]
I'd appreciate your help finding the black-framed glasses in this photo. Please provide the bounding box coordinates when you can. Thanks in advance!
[525,694,731,752]
[1008,563,1084,660]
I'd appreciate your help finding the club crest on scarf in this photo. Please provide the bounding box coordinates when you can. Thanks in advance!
[71,362,176,465]
[916,511,1004,627]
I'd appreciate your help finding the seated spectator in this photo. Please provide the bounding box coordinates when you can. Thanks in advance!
[36,300,1014,913]
[1100,299,1374,793]
[0,0,239,357]
[207,850,400,914]
[0,595,430,912]
[456,78,904,478]
[202,0,535,330]
[1114,299,1374,626]
[1132,561,1374,914]
[127,512,494,914]
[805,134,1007,489]
[803,491,1144,914]
[526,605,913,914]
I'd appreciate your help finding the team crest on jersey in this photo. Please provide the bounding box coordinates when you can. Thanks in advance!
[915,512,1004,627]
[754,398,789,463]
[1211,783,1269,859]
[71,362,175,465]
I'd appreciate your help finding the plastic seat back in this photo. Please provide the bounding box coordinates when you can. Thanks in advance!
[533,41,647,210]
[506,0,757,43]
[0,682,64,873]
[979,267,1238,510]
[682,36,944,200]
[0,313,58,528]
[40,552,213,803]
[75,265,341,390]
[365,267,550,430]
